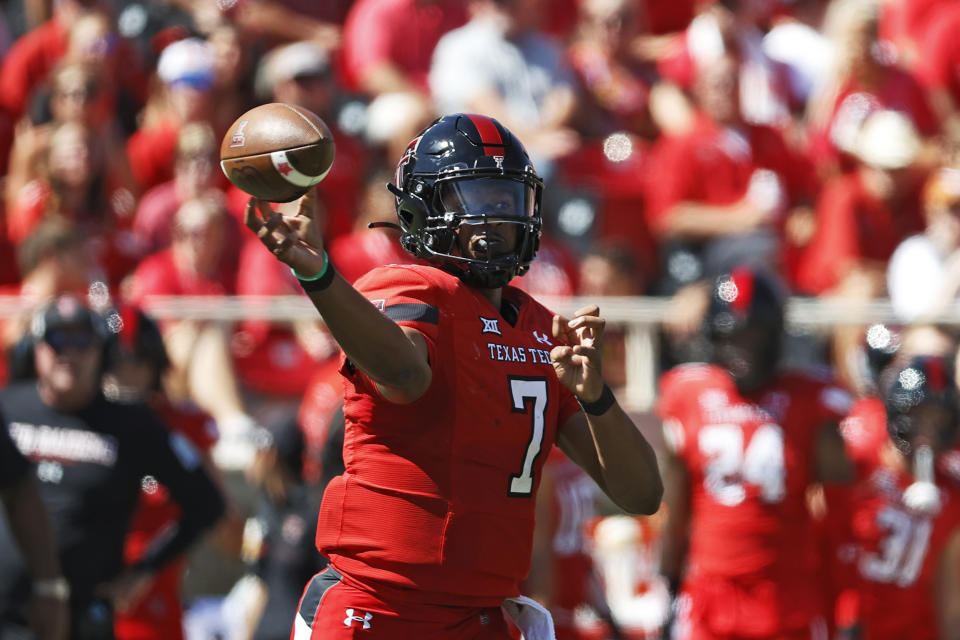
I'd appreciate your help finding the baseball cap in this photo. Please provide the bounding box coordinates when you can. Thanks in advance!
[256,41,329,98]
[30,294,107,345]
[157,37,215,90]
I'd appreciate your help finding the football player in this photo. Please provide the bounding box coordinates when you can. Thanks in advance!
[828,355,960,640]
[658,266,853,639]
[244,113,663,639]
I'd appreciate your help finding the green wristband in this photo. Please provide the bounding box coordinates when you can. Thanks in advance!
[290,251,329,281]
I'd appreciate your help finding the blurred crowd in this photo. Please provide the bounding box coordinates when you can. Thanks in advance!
[3,0,960,638]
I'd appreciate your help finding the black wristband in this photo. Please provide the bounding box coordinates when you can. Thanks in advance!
[298,259,337,292]
[578,383,616,416]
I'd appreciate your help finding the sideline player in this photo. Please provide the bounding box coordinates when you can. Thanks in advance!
[243,113,663,638]
[829,355,960,639]
[658,266,853,639]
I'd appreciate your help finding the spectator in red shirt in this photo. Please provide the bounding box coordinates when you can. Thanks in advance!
[0,0,100,120]
[796,109,927,297]
[127,37,215,192]
[796,109,928,394]
[644,52,815,294]
[342,0,466,159]
[807,0,939,176]
[342,0,466,95]
[132,122,234,258]
[5,120,140,284]
[129,195,264,472]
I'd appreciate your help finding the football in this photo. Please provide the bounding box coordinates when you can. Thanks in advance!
[219,103,336,202]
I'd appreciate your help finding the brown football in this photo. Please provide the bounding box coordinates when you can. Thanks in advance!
[219,103,336,202]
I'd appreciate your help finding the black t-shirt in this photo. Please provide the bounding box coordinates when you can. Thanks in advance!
[0,382,224,619]
[0,406,30,490]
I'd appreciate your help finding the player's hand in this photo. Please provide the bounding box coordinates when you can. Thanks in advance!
[550,305,606,402]
[244,188,326,277]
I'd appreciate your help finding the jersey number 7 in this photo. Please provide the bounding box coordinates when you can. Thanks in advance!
[508,376,548,497]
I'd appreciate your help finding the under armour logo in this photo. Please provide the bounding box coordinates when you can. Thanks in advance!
[370,299,386,312]
[344,609,373,629]
[277,161,293,176]
[533,331,552,346]
[480,316,501,335]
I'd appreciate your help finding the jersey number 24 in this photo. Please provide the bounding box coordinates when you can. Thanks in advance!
[699,423,786,506]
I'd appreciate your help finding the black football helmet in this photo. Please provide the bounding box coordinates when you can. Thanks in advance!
[102,304,170,400]
[885,355,959,454]
[704,265,785,392]
[387,113,543,289]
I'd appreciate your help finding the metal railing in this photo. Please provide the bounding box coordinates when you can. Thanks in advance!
[1,294,937,411]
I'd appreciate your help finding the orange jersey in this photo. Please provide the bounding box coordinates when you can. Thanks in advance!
[316,265,582,606]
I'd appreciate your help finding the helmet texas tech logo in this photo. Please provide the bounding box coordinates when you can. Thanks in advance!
[394,135,422,186]
[344,609,373,629]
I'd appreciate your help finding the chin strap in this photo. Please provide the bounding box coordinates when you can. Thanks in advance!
[903,444,941,515]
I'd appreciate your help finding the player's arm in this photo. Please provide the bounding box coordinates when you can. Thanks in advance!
[936,528,960,640]
[552,306,662,515]
[244,192,432,403]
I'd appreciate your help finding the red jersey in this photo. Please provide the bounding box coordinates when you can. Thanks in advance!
[315,265,582,606]
[833,398,960,640]
[658,363,851,635]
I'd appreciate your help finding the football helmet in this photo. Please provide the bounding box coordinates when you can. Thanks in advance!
[885,355,959,454]
[387,113,543,289]
[704,265,785,392]
[102,304,170,400]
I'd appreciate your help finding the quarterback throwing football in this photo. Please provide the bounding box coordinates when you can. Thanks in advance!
[245,113,663,639]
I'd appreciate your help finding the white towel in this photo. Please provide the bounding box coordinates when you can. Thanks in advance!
[501,596,556,640]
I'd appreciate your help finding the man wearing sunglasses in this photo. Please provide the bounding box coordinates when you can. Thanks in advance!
[0,294,225,640]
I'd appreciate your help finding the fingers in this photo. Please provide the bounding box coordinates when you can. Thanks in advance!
[573,304,600,318]
[245,197,301,260]
[244,198,262,231]
[552,314,569,340]
[296,187,318,219]
[568,312,606,345]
